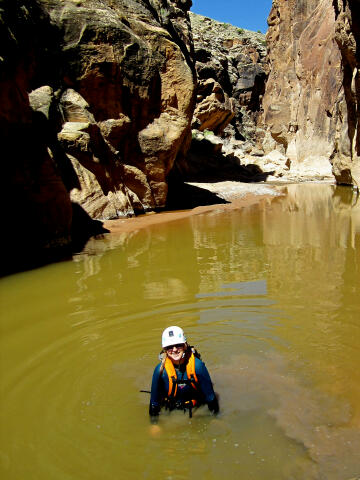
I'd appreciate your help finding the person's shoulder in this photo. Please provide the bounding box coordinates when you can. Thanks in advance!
[194,355,206,369]
[152,362,162,375]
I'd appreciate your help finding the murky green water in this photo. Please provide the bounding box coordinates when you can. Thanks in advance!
[1,184,360,480]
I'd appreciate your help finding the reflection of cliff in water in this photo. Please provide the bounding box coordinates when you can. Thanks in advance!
[263,184,360,249]
[258,184,360,406]
[76,184,360,303]
[73,220,201,311]
[257,184,360,324]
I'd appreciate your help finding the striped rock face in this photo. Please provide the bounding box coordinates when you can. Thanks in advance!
[262,0,360,187]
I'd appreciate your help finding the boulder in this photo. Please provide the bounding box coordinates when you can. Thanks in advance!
[193,78,235,134]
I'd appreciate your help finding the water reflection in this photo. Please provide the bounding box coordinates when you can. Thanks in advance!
[73,184,360,418]
[1,184,360,480]
[215,352,360,480]
[72,184,360,404]
[196,279,268,297]
[263,184,360,249]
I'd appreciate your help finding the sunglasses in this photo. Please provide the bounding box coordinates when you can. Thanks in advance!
[165,343,185,351]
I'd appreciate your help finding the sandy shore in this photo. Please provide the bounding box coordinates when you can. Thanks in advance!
[104,182,283,234]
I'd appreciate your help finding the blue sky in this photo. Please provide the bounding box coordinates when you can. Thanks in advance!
[190,0,272,33]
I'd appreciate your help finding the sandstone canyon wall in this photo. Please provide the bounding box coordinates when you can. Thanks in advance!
[2,0,360,274]
[262,0,360,186]
[0,0,74,273]
[53,0,196,218]
[189,13,267,143]
[0,0,196,273]
[168,13,269,183]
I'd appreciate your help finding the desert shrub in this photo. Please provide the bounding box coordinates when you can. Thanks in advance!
[203,129,214,138]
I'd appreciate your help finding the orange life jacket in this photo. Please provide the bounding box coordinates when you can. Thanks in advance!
[164,352,199,407]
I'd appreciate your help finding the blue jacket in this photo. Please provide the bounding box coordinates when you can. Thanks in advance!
[149,355,218,416]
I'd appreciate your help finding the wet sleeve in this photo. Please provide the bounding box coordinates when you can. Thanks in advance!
[149,364,162,418]
[196,359,219,413]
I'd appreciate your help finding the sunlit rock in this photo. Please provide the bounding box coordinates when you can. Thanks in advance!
[190,12,268,143]
[262,0,360,187]
[193,78,235,135]
[44,0,196,217]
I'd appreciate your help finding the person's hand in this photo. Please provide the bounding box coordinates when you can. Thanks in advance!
[149,424,162,437]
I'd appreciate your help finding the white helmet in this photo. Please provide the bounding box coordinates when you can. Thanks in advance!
[162,326,186,348]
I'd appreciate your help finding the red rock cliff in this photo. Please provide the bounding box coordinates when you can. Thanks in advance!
[262,0,360,186]
[0,0,196,273]
[50,0,196,218]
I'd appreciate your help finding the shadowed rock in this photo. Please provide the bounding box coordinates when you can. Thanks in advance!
[0,0,196,273]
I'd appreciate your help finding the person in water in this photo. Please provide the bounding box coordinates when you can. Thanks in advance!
[149,326,219,422]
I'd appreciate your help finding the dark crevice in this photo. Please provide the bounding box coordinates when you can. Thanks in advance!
[143,0,196,78]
